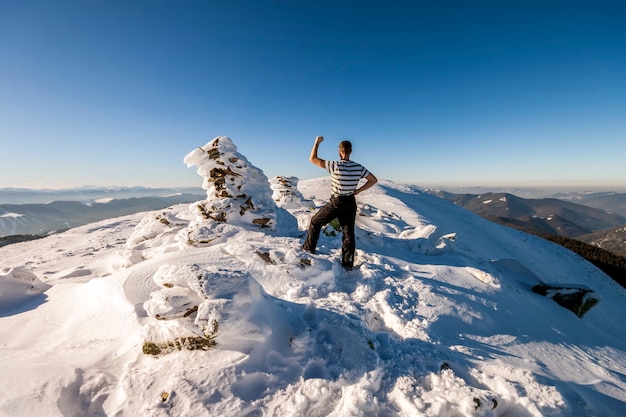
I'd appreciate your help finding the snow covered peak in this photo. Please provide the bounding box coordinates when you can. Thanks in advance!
[1,163,626,416]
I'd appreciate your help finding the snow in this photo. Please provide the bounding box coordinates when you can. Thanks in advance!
[0,212,24,218]
[1,136,625,417]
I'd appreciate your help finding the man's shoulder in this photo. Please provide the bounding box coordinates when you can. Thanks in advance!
[340,160,367,171]
[338,160,363,166]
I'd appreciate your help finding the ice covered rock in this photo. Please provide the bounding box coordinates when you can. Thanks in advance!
[0,267,51,313]
[181,136,297,246]
[269,176,313,210]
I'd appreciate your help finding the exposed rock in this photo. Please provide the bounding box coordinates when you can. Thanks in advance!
[532,283,599,318]
[255,250,275,264]
[142,335,216,355]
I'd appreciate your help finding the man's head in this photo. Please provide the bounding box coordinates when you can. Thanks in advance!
[339,140,352,160]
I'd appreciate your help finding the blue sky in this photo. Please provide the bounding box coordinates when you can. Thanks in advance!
[1,0,625,190]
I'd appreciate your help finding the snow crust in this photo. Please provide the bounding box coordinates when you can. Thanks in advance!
[0,212,24,218]
[1,136,625,417]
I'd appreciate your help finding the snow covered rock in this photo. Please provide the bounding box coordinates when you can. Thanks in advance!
[0,267,51,314]
[181,137,297,246]
[122,209,192,265]
[269,175,316,231]
[269,176,312,210]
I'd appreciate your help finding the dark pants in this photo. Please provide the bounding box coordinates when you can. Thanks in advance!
[303,195,357,269]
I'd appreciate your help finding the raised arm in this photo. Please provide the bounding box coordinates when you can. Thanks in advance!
[309,136,326,169]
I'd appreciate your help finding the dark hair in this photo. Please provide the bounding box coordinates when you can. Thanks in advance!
[339,140,352,154]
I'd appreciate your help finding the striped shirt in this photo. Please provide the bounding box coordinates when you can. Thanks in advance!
[326,160,370,196]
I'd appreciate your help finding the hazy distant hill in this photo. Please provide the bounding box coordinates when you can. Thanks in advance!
[0,186,204,204]
[429,190,626,237]
[553,192,626,217]
[0,193,203,238]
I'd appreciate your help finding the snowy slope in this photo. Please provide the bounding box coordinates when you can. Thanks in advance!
[1,137,625,417]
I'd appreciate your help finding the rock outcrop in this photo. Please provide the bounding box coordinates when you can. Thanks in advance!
[181,136,296,246]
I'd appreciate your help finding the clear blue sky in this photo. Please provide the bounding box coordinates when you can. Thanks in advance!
[1,0,625,190]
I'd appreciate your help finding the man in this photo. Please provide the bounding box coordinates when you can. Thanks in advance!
[303,135,378,270]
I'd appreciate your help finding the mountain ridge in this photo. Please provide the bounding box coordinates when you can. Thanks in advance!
[428,189,626,259]
[0,186,204,205]
[552,191,626,217]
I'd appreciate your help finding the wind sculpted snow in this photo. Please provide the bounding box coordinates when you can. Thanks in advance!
[1,136,625,417]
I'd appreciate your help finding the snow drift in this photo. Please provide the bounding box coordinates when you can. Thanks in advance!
[1,136,625,417]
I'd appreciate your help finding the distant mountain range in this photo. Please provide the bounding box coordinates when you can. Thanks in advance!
[0,191,204,239]
[0,186,204,204]
[552,191,626,217]
[427,190,626,257]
